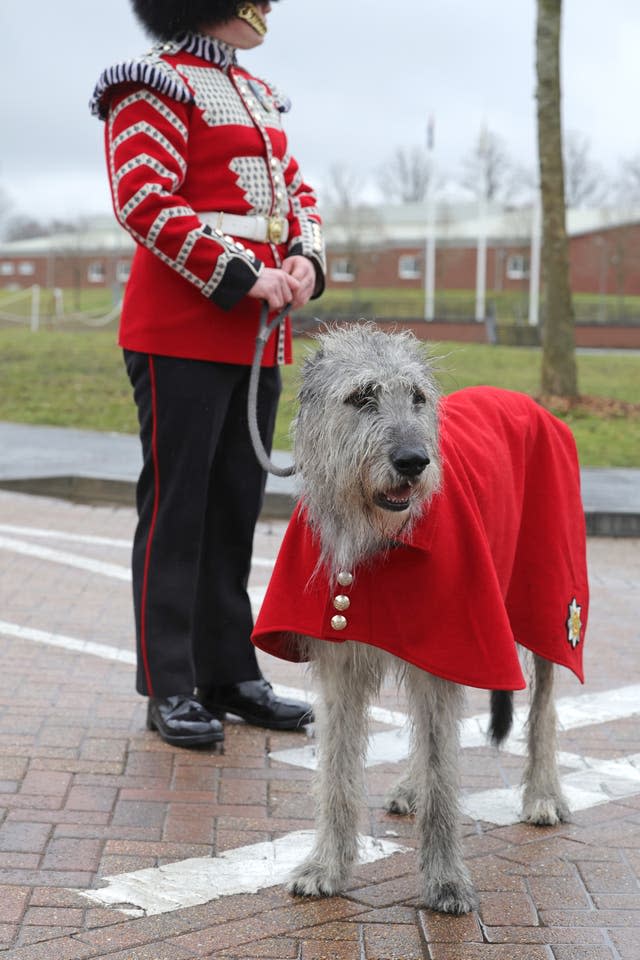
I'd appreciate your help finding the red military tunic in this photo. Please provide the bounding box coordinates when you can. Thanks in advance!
[90,33,325,366]
[252,388,589,690]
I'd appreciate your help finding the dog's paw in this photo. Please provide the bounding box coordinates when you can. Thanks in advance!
[522,794,570,826]
[288,859,346,898]
[384,781,417,816]
[422,878,479,915]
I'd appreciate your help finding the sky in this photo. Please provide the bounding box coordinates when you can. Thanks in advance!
[1,0,638,224]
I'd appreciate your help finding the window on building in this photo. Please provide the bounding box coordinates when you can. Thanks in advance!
[506,255,530,279]
[17,261,35,276]
[330,258,355,282]
[398,254,421,280]
[0,262,15,276]
[115,260,131,284]
[87,261,105,284]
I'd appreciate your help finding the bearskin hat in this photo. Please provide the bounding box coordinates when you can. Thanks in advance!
[131,1,268,40]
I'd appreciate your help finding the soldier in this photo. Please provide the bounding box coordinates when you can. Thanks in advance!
[90,0,324,747]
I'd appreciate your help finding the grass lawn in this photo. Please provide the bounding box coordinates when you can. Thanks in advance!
[0,323,638,467]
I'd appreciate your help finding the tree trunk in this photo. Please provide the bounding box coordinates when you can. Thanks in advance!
[536,0,578,397]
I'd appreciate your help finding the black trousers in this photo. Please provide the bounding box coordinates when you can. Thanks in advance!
[124,350,281,698]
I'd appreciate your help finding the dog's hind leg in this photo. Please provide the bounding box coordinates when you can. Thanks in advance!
[522,653,570,825]
[385,760,418,816]
[407,668,478,915]
[288,642,378,897]
[385,703,419,814]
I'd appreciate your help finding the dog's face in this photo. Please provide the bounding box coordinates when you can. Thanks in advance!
[295,326,441,543]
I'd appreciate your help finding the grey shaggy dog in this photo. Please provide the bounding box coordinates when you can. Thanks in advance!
[286,325,568,915]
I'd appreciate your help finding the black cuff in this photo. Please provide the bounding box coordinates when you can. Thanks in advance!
[208,257,263,311]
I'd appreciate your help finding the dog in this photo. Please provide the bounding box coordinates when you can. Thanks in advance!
[252,325,589,914]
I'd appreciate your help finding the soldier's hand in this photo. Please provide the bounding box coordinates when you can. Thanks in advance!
[248,268,299,311]
[282,256,316,309]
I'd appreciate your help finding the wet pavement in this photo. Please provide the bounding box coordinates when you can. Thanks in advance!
[0,424,638,958]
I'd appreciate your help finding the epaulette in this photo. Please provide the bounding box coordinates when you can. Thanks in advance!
[89,49,193,120]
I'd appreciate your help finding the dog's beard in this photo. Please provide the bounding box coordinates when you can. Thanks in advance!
[368,495,420,543]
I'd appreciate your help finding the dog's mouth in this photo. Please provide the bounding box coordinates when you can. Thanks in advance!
[374,482,414,512]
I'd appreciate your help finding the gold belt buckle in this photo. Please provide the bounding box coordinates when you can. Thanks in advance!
[267,216,284,244]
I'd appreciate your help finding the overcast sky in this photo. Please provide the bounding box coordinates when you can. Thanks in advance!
[1,0,638,223]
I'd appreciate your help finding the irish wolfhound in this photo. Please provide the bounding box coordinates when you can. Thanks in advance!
[252,324,588,914]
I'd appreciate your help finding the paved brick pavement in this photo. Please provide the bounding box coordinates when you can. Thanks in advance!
[0,489,638,959]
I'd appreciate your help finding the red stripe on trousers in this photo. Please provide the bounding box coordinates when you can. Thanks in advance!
[140,355,160,697]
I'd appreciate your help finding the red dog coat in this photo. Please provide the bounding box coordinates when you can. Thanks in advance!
[252,387,588,690]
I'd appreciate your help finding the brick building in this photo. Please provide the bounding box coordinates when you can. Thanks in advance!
[1,205,640,303]
[323,203,640,300]
[0,218,134,294]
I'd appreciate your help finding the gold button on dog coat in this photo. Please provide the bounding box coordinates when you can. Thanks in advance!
[252,388,589,691]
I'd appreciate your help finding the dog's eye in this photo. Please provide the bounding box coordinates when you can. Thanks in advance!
[345,384,377,410]
[412,387,427,405]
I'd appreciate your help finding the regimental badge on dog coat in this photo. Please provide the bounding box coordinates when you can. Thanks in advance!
[252,387,589,691]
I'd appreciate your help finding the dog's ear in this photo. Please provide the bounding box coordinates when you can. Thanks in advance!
[298,348,324,402]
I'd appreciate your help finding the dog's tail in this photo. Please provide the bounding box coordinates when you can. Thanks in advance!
[488,690,514,746]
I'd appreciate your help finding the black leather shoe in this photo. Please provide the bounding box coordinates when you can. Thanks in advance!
[146,695,224,748]
[198,679,313,731]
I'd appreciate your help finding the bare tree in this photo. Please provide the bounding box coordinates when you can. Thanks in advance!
[3,214,90,242]
[536,0,578,397]
[0,187,13,240]
[460,127,513,203]
[321,163,365,214]
[616,154,640,203]
[564,130,606,207]
[4,214,50,241]
[376,146,431,203]
[322,163,381,290]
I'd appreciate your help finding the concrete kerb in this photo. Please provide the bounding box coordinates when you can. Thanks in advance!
[0,422,638,534]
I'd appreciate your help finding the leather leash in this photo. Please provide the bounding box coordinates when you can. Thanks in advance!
[247,301,296,477]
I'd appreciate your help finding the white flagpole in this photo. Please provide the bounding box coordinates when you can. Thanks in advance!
[424,115,436,321]
[475,197,487,322]
[528,192,542,326]
[475,125,488,322]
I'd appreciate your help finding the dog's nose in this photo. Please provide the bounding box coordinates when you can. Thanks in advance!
[391,448,430,477]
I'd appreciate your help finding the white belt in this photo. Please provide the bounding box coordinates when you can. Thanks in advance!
[199,211,289,245]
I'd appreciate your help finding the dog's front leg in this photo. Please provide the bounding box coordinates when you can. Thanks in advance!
[522,654,569,825]
[407,669,478,915]
[289,642,373,897]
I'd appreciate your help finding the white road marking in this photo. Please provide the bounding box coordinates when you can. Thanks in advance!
[0,535,131,581]
[269,686,640,825]
[0,524,131,548]
[0,522,274,567]
[270,684,640,771]
[464,753,640,825]
[0,537,270,605]
[0,620,136,665]
[251,556,276,569]
[78,831,409,917]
